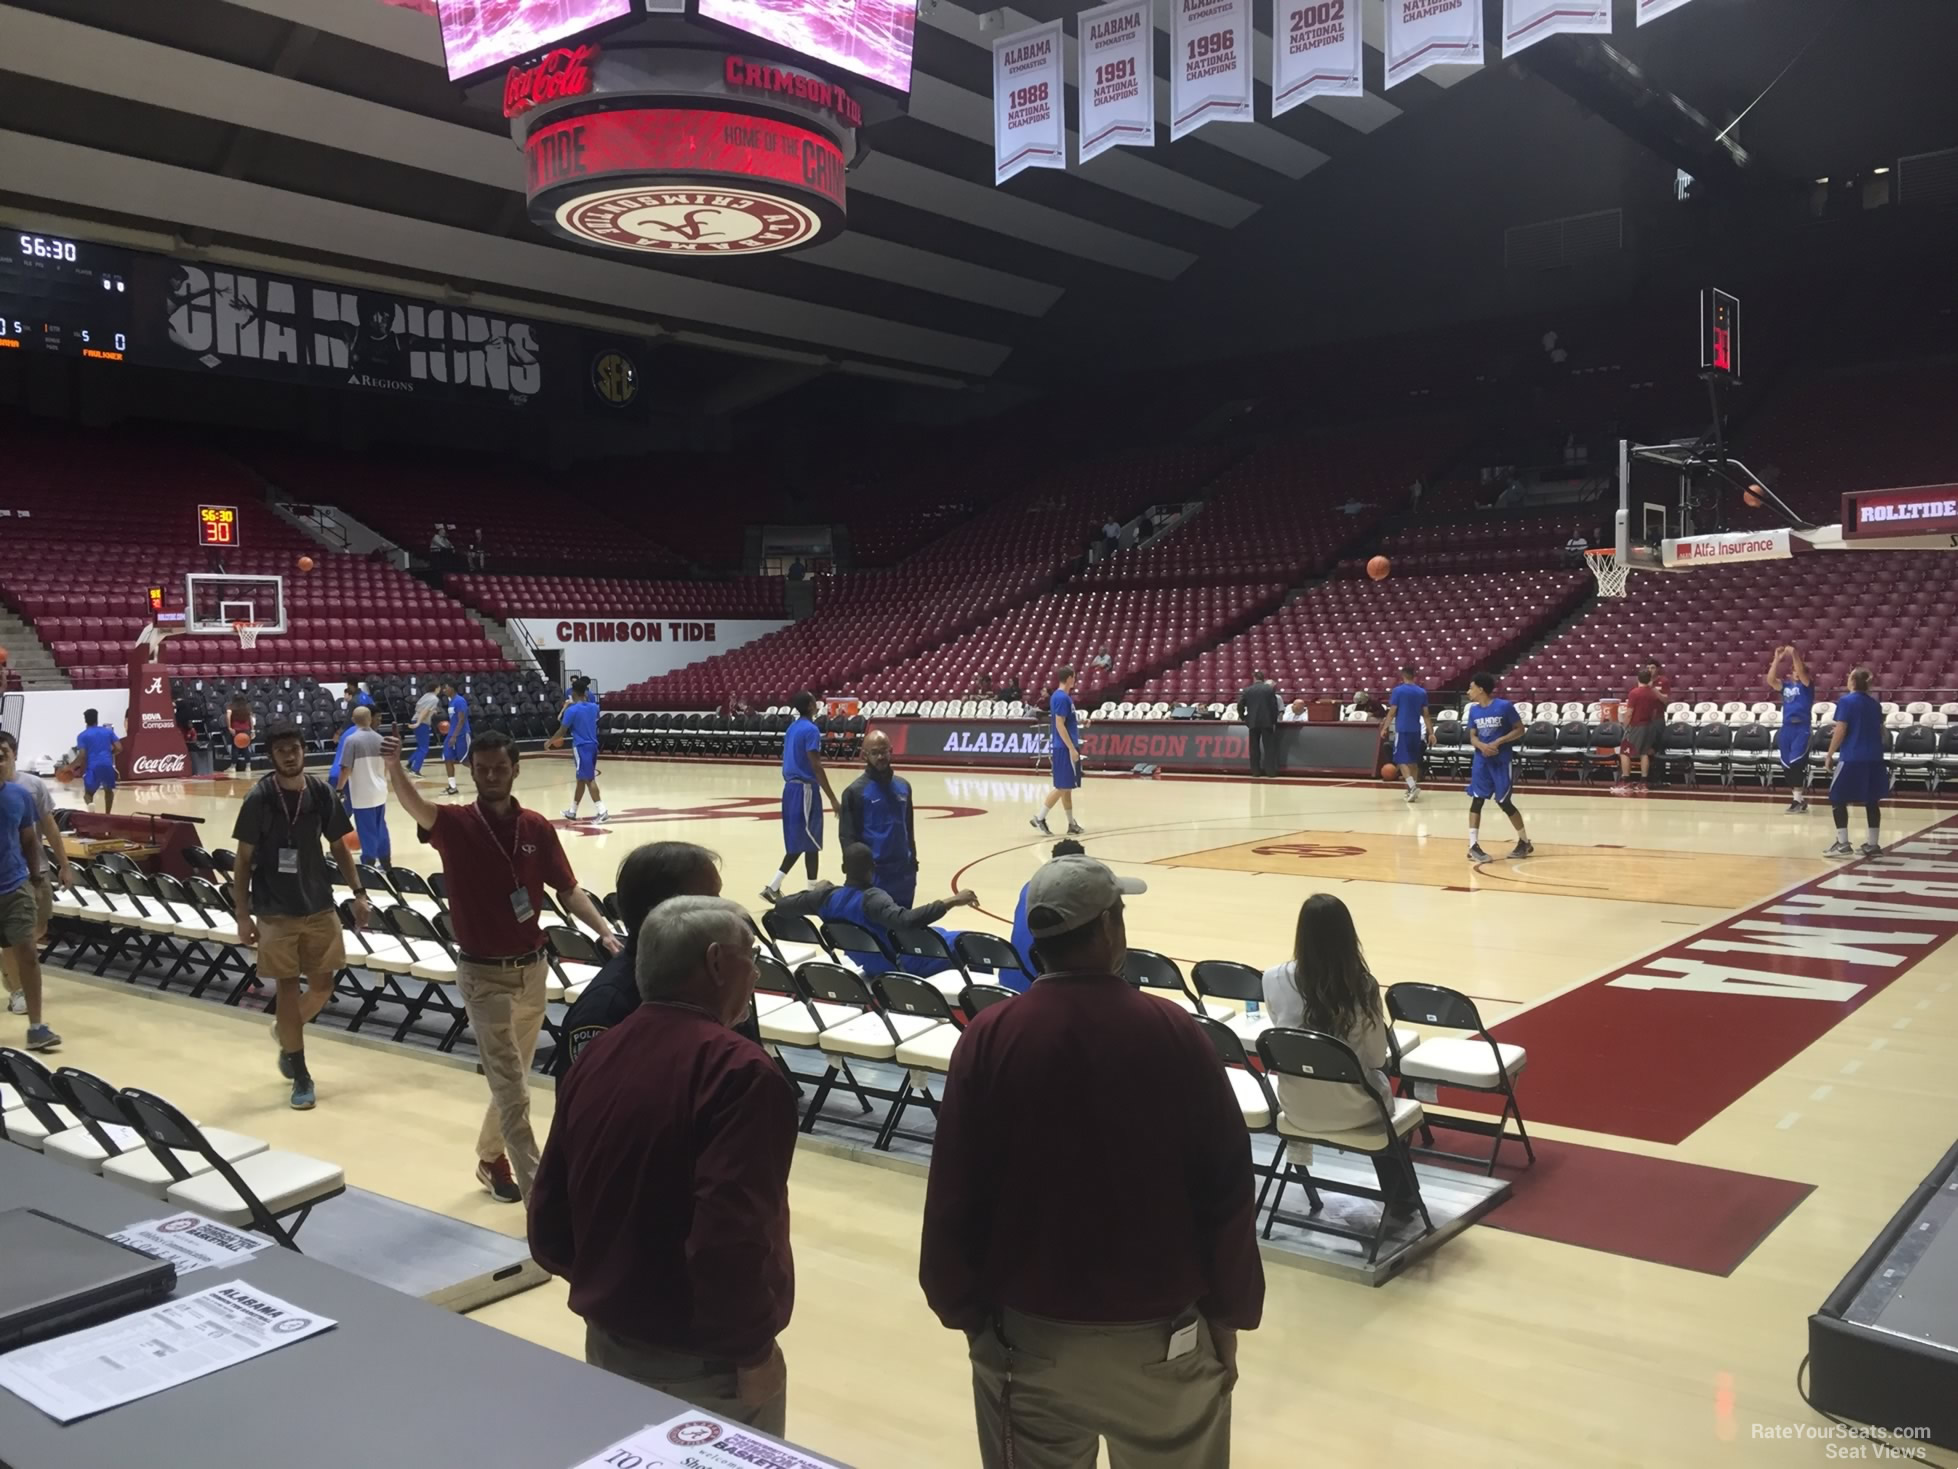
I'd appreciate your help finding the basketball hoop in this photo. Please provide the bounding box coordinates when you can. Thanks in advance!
[1584,547,1629,599]
[232,620,264,649]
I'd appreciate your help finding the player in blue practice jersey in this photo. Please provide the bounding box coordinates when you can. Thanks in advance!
[1463,672,1533,863]
[74,709,121,814]
[548,677,607,823]
[763,690,839,899]
[1823,665,1889,858]
[1380,665,1434,804]
[441,681,471,796]
[1765,643,1816,815]
[1030,667,1086,836]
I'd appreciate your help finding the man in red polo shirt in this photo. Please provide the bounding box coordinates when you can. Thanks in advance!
[1616,665,1670,793]
[384,729,619,1203]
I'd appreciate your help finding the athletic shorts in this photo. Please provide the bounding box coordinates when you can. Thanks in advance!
[1051,748,1082,791]
[574,742,599,782]
[1392,732,1425,767]
[254,909,346,981]
[1467,758,1514,803]
[83,761,117,796]
[782,779,822,855]
[31,877,53,937]
[443,728,470,763]
[1829,760,1890,807]
[1621,723,1659,757]
[0,885,36,948]
[1778,724,1811,767]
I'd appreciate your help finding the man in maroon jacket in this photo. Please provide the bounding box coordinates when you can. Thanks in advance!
[529,895,795,1433]
[920,856,1264,1467]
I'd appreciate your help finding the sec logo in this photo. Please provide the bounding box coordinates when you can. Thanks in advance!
[666,1420,723,1446]
[591,350,638,407]
[556,188,822,254]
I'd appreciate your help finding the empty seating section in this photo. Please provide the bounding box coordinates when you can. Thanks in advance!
[1137,572,1587,703]
[448,575,785,620]
[852,585,1283,701]
[612,446,1234,708]
[0,427,509,686]
[1508,554,1958,704]
[1370,512,1594,575]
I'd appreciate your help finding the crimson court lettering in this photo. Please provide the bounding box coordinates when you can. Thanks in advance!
[724,55,863,129]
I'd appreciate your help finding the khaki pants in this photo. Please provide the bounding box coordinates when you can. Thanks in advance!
[585,1323,787,1438]
[456,957,549,1196]
[969,1309,1233,1469]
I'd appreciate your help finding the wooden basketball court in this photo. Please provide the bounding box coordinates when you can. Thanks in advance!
[37,758,1958,1466]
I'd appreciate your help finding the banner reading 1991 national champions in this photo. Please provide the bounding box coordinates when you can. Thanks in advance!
[994,21,1066,184]
[1272,0,1362,114]
[1078,0,1155,164]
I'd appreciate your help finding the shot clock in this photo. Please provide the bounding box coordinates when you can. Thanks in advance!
[0,229,135,360]
[1700,286,1740,381]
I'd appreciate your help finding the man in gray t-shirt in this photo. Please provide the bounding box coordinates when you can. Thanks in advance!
[335,708,392,867]
[3,757,71,1019]
[409,687,442,775]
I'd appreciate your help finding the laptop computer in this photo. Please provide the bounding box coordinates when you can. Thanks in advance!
[0,1208,178,1352]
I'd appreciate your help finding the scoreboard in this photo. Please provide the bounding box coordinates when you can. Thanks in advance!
[197,504,240,548]
[0,231,135,361]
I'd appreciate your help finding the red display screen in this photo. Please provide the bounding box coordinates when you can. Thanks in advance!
[1841,484,1958,541]
[698,0,917,93]
[197,504,239,547]
[526,109,847,209]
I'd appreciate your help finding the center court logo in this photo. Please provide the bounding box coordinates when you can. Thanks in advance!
[556,189,823,254]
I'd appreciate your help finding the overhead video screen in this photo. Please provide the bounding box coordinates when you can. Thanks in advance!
[436,0,634,81]
[696,0,918,93]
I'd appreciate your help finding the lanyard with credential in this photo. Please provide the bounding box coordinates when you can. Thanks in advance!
[473,800,535,924]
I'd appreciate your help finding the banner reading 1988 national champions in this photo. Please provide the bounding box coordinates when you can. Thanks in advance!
[1384,0,1484,89]
[994,21,1066,185]
[1272,0,1362,115]
[1077,0,1154,164]
[1170,0,1252,141]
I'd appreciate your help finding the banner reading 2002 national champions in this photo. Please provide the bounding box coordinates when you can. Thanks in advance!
[1078,0,1154,164]
[994,21,1066,184]
[1272,0,1363,115]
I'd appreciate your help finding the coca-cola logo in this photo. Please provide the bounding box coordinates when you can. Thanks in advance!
[504,44,600,119]
[132,753,188,776]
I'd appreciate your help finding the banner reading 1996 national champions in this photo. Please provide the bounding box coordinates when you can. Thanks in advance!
[1170,0,1252,140]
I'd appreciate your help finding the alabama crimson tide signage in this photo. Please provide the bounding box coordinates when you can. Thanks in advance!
[1077,0,1154,165]
[503,44,600,118]
[994,21,1066,185]
[1384,0,1484,88]
[1842,485,1958,541]
[1170,0,1252,141]
[1273,0,1362,114]
[1662,527,1793,568]
[119,644,189,781]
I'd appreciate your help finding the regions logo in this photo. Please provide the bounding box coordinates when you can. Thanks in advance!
[556,189,823,254]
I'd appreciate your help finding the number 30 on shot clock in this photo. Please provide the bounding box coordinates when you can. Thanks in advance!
[197,504,239,547]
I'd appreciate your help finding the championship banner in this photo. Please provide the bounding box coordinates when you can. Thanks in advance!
[1637,0,1698,24]
[1169,0,1252,141]
[1383,0,1483,89]
[994,21,1065,185]
[1662,527,1792,569]
[1077,0,1154,164]
[1501,0,1609,57]
[1272,0,1363,115]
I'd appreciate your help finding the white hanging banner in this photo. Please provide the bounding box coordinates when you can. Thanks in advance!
[1169,0,1253,142]
[994,21,1066,185]
[1502,0,1610,55]
[1637,0,1698,24]
[1272,0,1363,115]
[1383,0,1484,89]
[1078,0,1155,164]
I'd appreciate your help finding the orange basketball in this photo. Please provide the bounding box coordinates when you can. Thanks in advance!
[438,720,450,734]
[0,645,9,665]
[297,555,316,572]
[1367,555,1391,581]
[1743,486,1763,508]
[55,764,75,784]
[1381,762,1398,781]
[233,732,251,749]
[340,831,360,851]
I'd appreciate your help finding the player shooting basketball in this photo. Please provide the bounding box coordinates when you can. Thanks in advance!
[1765,644,1815,814]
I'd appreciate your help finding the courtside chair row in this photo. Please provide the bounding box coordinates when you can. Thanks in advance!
[0,1049,343,1250]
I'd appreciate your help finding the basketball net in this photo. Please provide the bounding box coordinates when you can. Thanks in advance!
[232,620,263,649]
[1584,548,1629,599]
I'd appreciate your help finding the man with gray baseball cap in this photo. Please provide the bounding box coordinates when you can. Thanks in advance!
[920,856,1263,1468]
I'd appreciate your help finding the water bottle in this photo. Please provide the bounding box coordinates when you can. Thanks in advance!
[1244,997,1260,1028]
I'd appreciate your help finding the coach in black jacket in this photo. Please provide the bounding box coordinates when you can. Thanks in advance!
[1239,674,1282,778]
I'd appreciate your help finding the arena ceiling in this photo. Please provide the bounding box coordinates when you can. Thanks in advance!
[0,0,1952,409]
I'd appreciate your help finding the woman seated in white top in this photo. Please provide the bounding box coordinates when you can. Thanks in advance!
[1260,894,1417,1219]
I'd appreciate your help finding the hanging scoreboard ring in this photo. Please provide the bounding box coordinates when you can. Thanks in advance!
[511,47,860,257]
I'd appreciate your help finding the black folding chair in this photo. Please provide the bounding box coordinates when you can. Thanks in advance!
[869,973,964,1150]
[889,926,968,985]
[1122,947,1215,1016]
[954,931,1031,990]
[821,916,895,970]
[959,982,1018,1017]
[1386,982,1534,1175]
[1193,1015,1282,1218]
[1192,960,1264,1004]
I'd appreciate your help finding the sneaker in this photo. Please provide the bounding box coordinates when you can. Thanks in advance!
[1029,816,1051,834]
[592,806,609,824]
[1404,789,1419,804]
[1823,840,1855,858]
[758,888,780,905]
[6,990,24,1015]
[289,1073,316,1110]
[563,807,579,821]
[1066,823,1085,836]
[1467,845,1493,863]
[1511,839,1535,859]
[1785,799,1808,814]
[1860,841,1883,857]
[445,781,459,795]
[476,1156,521,1204]
[24,1023,60,1052]
[1610,782,1631,795]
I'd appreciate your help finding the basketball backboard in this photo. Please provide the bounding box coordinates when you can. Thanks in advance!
[185,573,286,636]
